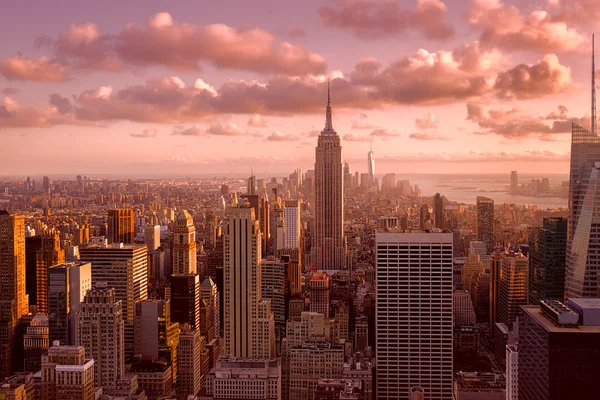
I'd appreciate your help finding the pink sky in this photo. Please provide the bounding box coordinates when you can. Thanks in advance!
[0,0,598,176]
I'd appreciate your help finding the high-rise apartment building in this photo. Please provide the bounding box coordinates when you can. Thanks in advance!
[261,256,287,340]
[510,171,518,195]
[566,123,600,298]
[453,290,476,326]
[519,300,600,399]
[476,196,494,254]
[433,193,444,230]
[283,200,301,249]
[173,210,197,275]
[170,274,200,330]
[312,85,346,270]
[79,243,148,357]
[178,326,203,399]
[23,314,49,372]
[528,217,567,305]
[376,231,453,400]
[36,232,65,314]
[47,262,92,345]
[506,344,518,400]
[145,225,161,251]
[309,273,330,318]
[498,252,528,330]
[200,277,220,340]
[489,254,501,337]
[107,208,135,244]
[78,284,124,390]
[134,300,179,385]
[223,207,274,358]
[0,211,28,380]
[41,343,95,400]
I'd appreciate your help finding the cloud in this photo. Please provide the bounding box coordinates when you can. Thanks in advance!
[409,132,452,140]
[287,26,307,38]
[372,150,569,163]
[49,94,73,114]
[369,128,400,137]
[0,54,69,81]
[33,13,326,76]
[0,96,87,128]
[266,131,300,141]
[415,113,438,129]
[494,54,572,99]
[172,125,207,136]
[1,88,20,95]
[549,0,600,28]
[466,103,589,139]
[130,128,158,138]
[352,121,378,129]
[248,114,268,127]
[343,133,371,142]
[319,0,455,40]
[466,0,587,53]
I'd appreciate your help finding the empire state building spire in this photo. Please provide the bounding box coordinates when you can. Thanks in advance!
[324,80,334,132]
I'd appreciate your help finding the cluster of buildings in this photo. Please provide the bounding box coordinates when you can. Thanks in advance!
[1,78,600,400]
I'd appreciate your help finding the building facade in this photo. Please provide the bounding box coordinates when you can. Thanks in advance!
[172,210,197,275]
[375,232,453,400]
[107,208,135,245]
[476,197,495,254]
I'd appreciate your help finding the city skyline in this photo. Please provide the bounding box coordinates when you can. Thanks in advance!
[1,0,598,175]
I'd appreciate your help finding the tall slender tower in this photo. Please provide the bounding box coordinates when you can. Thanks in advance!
[367,142,375,186]
[476,196,495,254]
[566,35,600,298]
[312,82,346,270]
[223,207,274,358]
[173,210,197,275]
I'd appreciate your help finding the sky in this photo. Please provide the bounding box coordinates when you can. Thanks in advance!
[0,0,598,176]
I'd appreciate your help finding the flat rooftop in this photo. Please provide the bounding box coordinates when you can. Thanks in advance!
[521,305,600,333]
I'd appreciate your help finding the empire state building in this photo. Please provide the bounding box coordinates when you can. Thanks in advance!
[312,83,346,270]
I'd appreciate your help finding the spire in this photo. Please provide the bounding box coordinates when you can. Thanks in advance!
[593,33,597,134]
[325,79,333,131]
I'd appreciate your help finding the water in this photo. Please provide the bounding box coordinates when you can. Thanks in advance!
[389,174,568,209]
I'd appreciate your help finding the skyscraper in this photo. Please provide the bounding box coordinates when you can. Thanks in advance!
[79,243,148,357]
[48,262,92,345]
[566,123,600,298]
[283,200,301,249]
[367,144,375,186]
[107,208,135,245]
[78,283,124,390]
[0,211,28,380]
[433,193,444,230]
[476,196,494,254]
[510,171,518,195]
[170,274,200,330]
[200,277,220,339]
[178,326,203,399]
[312,83,346,270]
[172,210,197,275]
[498,252,528,330]
[36,232,65,314]
[223,207,274,358]
[528,217,567,304]
[519,300,600,399]
[376,231,453,400]
[309,272,330,318]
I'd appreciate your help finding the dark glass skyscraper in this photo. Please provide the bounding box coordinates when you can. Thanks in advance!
[566,124,600,298]
[433,193,444,230]
[528,217,567,304]
[476,196,494,254]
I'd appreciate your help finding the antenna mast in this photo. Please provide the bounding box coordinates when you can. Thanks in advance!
[593,34,597,134]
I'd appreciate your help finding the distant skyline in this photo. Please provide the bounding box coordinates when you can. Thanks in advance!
[1,0,598,175]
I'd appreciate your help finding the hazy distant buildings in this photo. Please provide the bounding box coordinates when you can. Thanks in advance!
[376,231,453,400]
[566,124,600,298]
[510,171,518,195]
[433,193,444,230]
[107,208,135,245]
[312,85,346,270]
[476,196,495,254]
[528,217,567,305]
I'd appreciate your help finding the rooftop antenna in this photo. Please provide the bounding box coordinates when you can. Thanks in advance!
[325,79,333,131]
[593,33,597,134]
